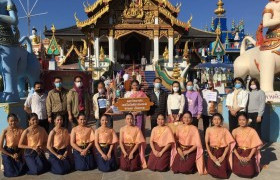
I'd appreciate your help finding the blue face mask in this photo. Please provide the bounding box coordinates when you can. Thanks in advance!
[235,83,242,89]
[116,90,121,97]
[187,85,193,91]
[154,83,161,89]
[54,82,62,88]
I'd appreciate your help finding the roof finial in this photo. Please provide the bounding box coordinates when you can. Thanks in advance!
[214,0,226,16]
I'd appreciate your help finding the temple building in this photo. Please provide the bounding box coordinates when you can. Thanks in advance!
[44,0,217,72]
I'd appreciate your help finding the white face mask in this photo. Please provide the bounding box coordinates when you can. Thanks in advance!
[173,87,179,92]
[75,82,83,88]
[98,88,104,94]
[250,85,257,90]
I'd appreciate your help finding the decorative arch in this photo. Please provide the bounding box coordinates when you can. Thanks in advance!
[114,30,153,40]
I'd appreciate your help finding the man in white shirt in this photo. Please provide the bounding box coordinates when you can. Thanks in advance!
[141,55,147,71]
[24,82,48,132]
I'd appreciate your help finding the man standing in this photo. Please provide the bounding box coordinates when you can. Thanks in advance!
[67,76,91,127]
[46,77,68,130]
[24,82,48,132]
[202,80,219,135]
[147,77,168,129]
[141,55,147,71]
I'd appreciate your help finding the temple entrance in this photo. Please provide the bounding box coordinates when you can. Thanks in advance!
[116,32,151,64]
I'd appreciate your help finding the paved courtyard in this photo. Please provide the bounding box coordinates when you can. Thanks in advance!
[1,117,279,180]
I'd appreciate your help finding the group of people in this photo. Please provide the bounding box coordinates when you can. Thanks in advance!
[0,73,266,178]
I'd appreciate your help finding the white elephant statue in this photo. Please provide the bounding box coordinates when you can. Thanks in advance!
[234,0,280,92]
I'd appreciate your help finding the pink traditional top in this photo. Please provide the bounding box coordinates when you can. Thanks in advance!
[120,126,147,168]
[25,127,48,147]
[232,127,263,172]
[207,127,235,148]
[97,128,118,145]
[150,126,175,147]
[52,128,70,150]
[71,126,95,146]
[5,128,23,147]
[171,125,207,175]
[124,91,147,98]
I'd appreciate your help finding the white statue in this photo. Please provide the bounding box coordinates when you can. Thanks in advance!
[234,0,280,92]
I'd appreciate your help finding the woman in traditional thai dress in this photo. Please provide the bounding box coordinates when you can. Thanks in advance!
[0,114,26,177]
[231,112,263,178]
[119,113,147,171]
[171,111,206,175]
[148,114,175,172]
[18,113,50,175]
[94,115,118,172]
[47,114,72,175]
[70,113,96,171]
[205,113,235,179]
[124,80,147,135]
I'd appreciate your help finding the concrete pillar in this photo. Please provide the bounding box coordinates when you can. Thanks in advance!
[154,36,159,62]
[168,36,174,67]
[94,36,100,67]
[109,36,115,62]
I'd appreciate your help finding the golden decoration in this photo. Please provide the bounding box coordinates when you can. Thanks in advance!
[99,46,105,61]
[154,0,180,14]
[114,30,153,39]
[84,0,112,13]
[144,11,155,24]
[183,40,190,64]
[81,39,88,56]
[58,44,86,66]
[174,34,181,45]
[168,29,174,36]
[154,30,160,37]
[109,29,114,37]
[160,30,168,38]
[163,46,169,60]
[172,63,181,79]
[76,5,110,28]
[214,0,226,16]
[123,0,144,19]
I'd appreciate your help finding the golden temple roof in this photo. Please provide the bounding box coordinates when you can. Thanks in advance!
[84,0,112,14]
[153,0,181,14]
[214,0,226,16]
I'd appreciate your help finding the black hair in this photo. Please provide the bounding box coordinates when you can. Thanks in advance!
[236,112,248,121]
[100,114,109,120]
[74,76,83,81]
[28,113,38,121]
[54,114,64,121]
[153,77,162,83]
[183,111,193,117]
[53,76,62,81]
[7,113,18,121]
[77,112,86,119]
[171,81,181,95]
[212,113,224,123]
[248,78,260,91]
[33,82,43,88]
[98,81,105,87]
[157,114,166,119]
[125,113,134,119]
[233,77,245,88]
[186,80,193,85]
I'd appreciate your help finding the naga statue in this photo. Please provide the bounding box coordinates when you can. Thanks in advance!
[234,0,280,92]
[0,0,40,102]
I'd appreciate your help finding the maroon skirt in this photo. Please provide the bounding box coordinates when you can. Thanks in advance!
[171,146,196,174]
[148,143,171,172]
[207,147,230,179]
[233,148,257,178]
[120,144,142,172]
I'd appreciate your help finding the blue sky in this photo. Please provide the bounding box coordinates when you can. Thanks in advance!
[13,0,267,37]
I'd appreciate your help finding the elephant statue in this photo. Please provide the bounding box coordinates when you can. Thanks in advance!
[234,0,280,92]
[0,0,40,102]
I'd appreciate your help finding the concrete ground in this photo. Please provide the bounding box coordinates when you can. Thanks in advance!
[1,116,279,180]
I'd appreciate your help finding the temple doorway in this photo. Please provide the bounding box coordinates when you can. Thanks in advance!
[116,32,151,64]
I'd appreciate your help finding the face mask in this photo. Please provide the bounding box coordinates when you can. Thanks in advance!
[35,89,43,93]
[98,88,104,94]
[116,90,121,97]
[75,82,83,88]
[154,83,161,89]
[250,85,257,90]
[173,87,179,92]
[235,83,242,89]
[187,85,193,91]
[54,82,62,88]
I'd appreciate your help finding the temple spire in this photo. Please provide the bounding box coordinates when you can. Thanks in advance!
[214,0,226,16]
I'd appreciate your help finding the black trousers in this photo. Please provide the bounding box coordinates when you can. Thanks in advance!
[38,119,49,133]
[192,117,199,127]
[151,115,158,130]
[202,115,211,135]
[229,111,238,132]
[248,112,262,138]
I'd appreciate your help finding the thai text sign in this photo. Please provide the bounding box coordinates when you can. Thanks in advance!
[114,98,154,112]
[266,91,280,102]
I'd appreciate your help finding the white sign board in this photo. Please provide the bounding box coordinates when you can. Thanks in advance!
[266,91,280,102]
[206,92,218,102]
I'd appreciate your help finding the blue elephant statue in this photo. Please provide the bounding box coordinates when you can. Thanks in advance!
[0,0,40,102]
